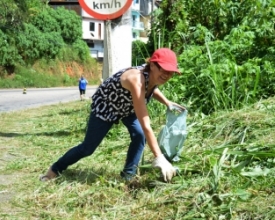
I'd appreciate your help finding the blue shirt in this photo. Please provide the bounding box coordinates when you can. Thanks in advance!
[79,78,88,90]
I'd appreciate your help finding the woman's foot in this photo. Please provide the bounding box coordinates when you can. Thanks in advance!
[40,167,57,181]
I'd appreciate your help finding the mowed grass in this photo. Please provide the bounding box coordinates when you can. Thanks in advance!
[1,98,275,219]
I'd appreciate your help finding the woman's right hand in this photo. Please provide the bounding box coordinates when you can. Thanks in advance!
[152,154,177,182]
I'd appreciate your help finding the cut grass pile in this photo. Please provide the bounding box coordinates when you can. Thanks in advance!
[0,97,275,219]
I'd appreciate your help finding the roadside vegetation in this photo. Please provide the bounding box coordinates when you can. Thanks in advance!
[1,0,275,219]
[0,0,101,88]
[0,97,275,219]
[0,59,101,88]
[134,0,275,114]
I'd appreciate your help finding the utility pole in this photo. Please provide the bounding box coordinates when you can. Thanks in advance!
[79,0,132,80]
[103,9,132,79]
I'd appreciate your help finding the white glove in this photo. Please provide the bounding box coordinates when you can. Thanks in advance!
[168,103,186,112]
[152,154,177,182]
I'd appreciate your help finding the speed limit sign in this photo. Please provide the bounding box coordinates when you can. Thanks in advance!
[79,0,132,20]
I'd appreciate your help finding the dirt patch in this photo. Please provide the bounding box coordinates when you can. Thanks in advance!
[32,59,101,80]
[0,174,18,186]
[0,139,22,206]
[0,174,19,203]
[0,150,18,167]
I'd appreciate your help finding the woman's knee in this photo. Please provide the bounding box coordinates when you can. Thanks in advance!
[76,142,96,157]
[131,127,145,143]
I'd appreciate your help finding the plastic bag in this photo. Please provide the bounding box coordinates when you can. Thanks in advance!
[157,106,188,162]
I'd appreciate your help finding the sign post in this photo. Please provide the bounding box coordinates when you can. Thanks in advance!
[79,0,133,79]
[79,0,132,20]
[103,20,113,80]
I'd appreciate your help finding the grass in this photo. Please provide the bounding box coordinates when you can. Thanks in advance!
[0,59,102,89]
[1,97,275,219]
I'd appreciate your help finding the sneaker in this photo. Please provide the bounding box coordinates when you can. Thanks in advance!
[120,171,136,181]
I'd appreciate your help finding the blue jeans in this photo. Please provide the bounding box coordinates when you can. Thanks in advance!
[51,112,145,179]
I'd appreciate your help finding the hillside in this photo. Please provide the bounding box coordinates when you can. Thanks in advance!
[0,59,102,88]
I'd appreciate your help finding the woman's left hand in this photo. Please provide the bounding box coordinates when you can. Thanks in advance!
[167,101,186,111]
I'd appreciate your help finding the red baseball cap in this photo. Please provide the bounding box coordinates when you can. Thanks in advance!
[150,48,180,74]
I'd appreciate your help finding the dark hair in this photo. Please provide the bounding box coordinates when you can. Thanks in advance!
[154,62,161,70]
[143,58,160,73]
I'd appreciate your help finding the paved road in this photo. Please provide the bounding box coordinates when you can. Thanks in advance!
[0,86,98,112]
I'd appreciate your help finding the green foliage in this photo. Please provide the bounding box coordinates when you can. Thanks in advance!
[0,30,21,70]
[147,0,188,53]
[0,1,90,76]
[16,23,64,64]
[0,0,26,32]
[72,39,92,63]
[57,41,91,64]
[148,0,275,114]
[47,7,82,44]
[131,40,149,66]
[30,7,61,33]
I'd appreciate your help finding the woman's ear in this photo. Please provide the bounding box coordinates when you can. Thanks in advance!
[149,62,155,71]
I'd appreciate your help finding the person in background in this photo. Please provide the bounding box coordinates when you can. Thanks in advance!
[40,48,185,182]
[78,75,88,101]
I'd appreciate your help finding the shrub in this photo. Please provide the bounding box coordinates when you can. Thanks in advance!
[47,7,82,44]
[0,30,21,73]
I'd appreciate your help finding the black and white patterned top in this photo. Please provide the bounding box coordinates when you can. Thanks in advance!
[91,66,157,122]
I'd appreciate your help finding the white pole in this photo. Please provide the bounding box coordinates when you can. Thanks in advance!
[102,20,112,80]
[102,9,132,79]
